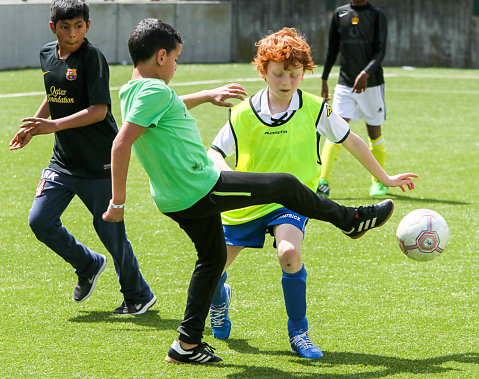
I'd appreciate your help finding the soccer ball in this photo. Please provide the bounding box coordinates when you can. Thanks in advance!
[396,209,449,261]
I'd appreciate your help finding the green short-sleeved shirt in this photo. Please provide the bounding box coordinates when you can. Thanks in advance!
[119,78,220,212]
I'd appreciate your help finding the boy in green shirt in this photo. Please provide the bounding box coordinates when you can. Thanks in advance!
[103,18,417,364]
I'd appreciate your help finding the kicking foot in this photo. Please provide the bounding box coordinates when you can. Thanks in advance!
[342,199,394,239]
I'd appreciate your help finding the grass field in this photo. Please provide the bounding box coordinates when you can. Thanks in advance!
[0,64,478,378]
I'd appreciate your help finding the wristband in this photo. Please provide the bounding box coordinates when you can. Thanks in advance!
[109,199,125,209]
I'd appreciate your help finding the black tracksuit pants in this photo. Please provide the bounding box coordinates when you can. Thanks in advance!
[165,171,355,344]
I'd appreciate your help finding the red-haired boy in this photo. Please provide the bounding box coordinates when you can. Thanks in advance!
[207,28,417,359]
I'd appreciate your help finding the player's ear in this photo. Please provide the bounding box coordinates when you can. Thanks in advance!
[156,49,167,65]
[86,20,91,32]
[49,21,56,34]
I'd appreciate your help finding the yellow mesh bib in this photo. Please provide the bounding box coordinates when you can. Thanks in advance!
[222,91,324,225]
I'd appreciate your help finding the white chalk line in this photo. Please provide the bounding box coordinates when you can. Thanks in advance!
[1,72,478,99]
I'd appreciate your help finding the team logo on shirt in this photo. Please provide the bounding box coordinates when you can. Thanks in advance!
[66,68,77,81]
[47,86,74,103]
[352,17,359,25]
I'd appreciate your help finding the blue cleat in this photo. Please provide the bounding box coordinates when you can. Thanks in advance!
[210,284,232,340]
[289,329,323,359]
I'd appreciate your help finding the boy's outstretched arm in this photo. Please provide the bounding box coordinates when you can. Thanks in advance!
[342,131,418,191]
[180,83,247,110]
[103,121,147,223]
[10,103,108,150]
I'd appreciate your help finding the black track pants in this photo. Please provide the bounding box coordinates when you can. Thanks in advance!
[165,171,355,344]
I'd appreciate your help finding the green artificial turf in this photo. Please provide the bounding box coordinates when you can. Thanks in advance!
[0,65,478,378]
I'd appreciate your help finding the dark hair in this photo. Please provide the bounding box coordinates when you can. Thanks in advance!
[50,0,89,25]
[128,18,183,67]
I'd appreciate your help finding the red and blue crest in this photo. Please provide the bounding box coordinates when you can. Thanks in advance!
[66,68,77,81]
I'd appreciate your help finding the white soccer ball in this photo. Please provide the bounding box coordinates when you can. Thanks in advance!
[396,209,449,261]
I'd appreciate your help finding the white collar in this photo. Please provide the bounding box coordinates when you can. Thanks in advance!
[252,88,301,119]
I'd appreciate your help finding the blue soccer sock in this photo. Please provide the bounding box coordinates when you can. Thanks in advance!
[211,271,228,306]
[282,264,308,335]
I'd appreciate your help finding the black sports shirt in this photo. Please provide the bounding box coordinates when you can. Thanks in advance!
[321,2,387,88]
[40,38,118,178]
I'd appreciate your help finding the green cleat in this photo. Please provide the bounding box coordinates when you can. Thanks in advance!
[369,181,388,197]
[316,178,330,198]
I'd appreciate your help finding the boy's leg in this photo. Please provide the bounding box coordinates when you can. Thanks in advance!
[275,224,306,332]
[76,177,155,310]
[361,84,387,196]
[164,212,227,345]
[192,171,353,228]
[28,170,105,300]
[367,127,386,172]
[274,223,323,359]
[211,271,228,305]
[210,244,242,340]
[28,170,101,276]
[210,271,232,340]
[163,211,225,363]
[319,140,341,195]
[282,265,308,331]
[187,171,393,239]
[318,82,356,196]
[367,126,388,196]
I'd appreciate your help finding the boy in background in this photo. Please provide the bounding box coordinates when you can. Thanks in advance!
[9,0,155,314]
[207,28,417,359]
[103,18,416,364]
[319,0,388,197]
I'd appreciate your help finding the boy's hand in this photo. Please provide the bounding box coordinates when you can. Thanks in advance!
[20,117,58,135]
[102,206,124,223]
[383,173,419,192]
[352,71,369,93]
[207,83,247,107]
[9,127,34,150]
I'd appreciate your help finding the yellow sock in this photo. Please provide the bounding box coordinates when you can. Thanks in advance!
[369,134,386,182]
[320,140,341,182]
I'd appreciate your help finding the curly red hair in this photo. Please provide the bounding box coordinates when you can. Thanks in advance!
[253,27,316,75]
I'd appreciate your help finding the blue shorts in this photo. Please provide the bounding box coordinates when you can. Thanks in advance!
[223,207,308,248]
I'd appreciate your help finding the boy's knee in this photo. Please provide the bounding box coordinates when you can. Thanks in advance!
[272,172,299,189]
[28,212,54,239]
[278,245,300,259]
[277,244,302,269]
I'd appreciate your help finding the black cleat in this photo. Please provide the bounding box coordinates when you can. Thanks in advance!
[112,295,157,315]
[73,254,107,302]
[342,199,394,239]
[165,340,223,364]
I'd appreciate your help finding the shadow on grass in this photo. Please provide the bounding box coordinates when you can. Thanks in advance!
[216,346,479,378]
[68,310,181,331]
[334,193,471,206]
